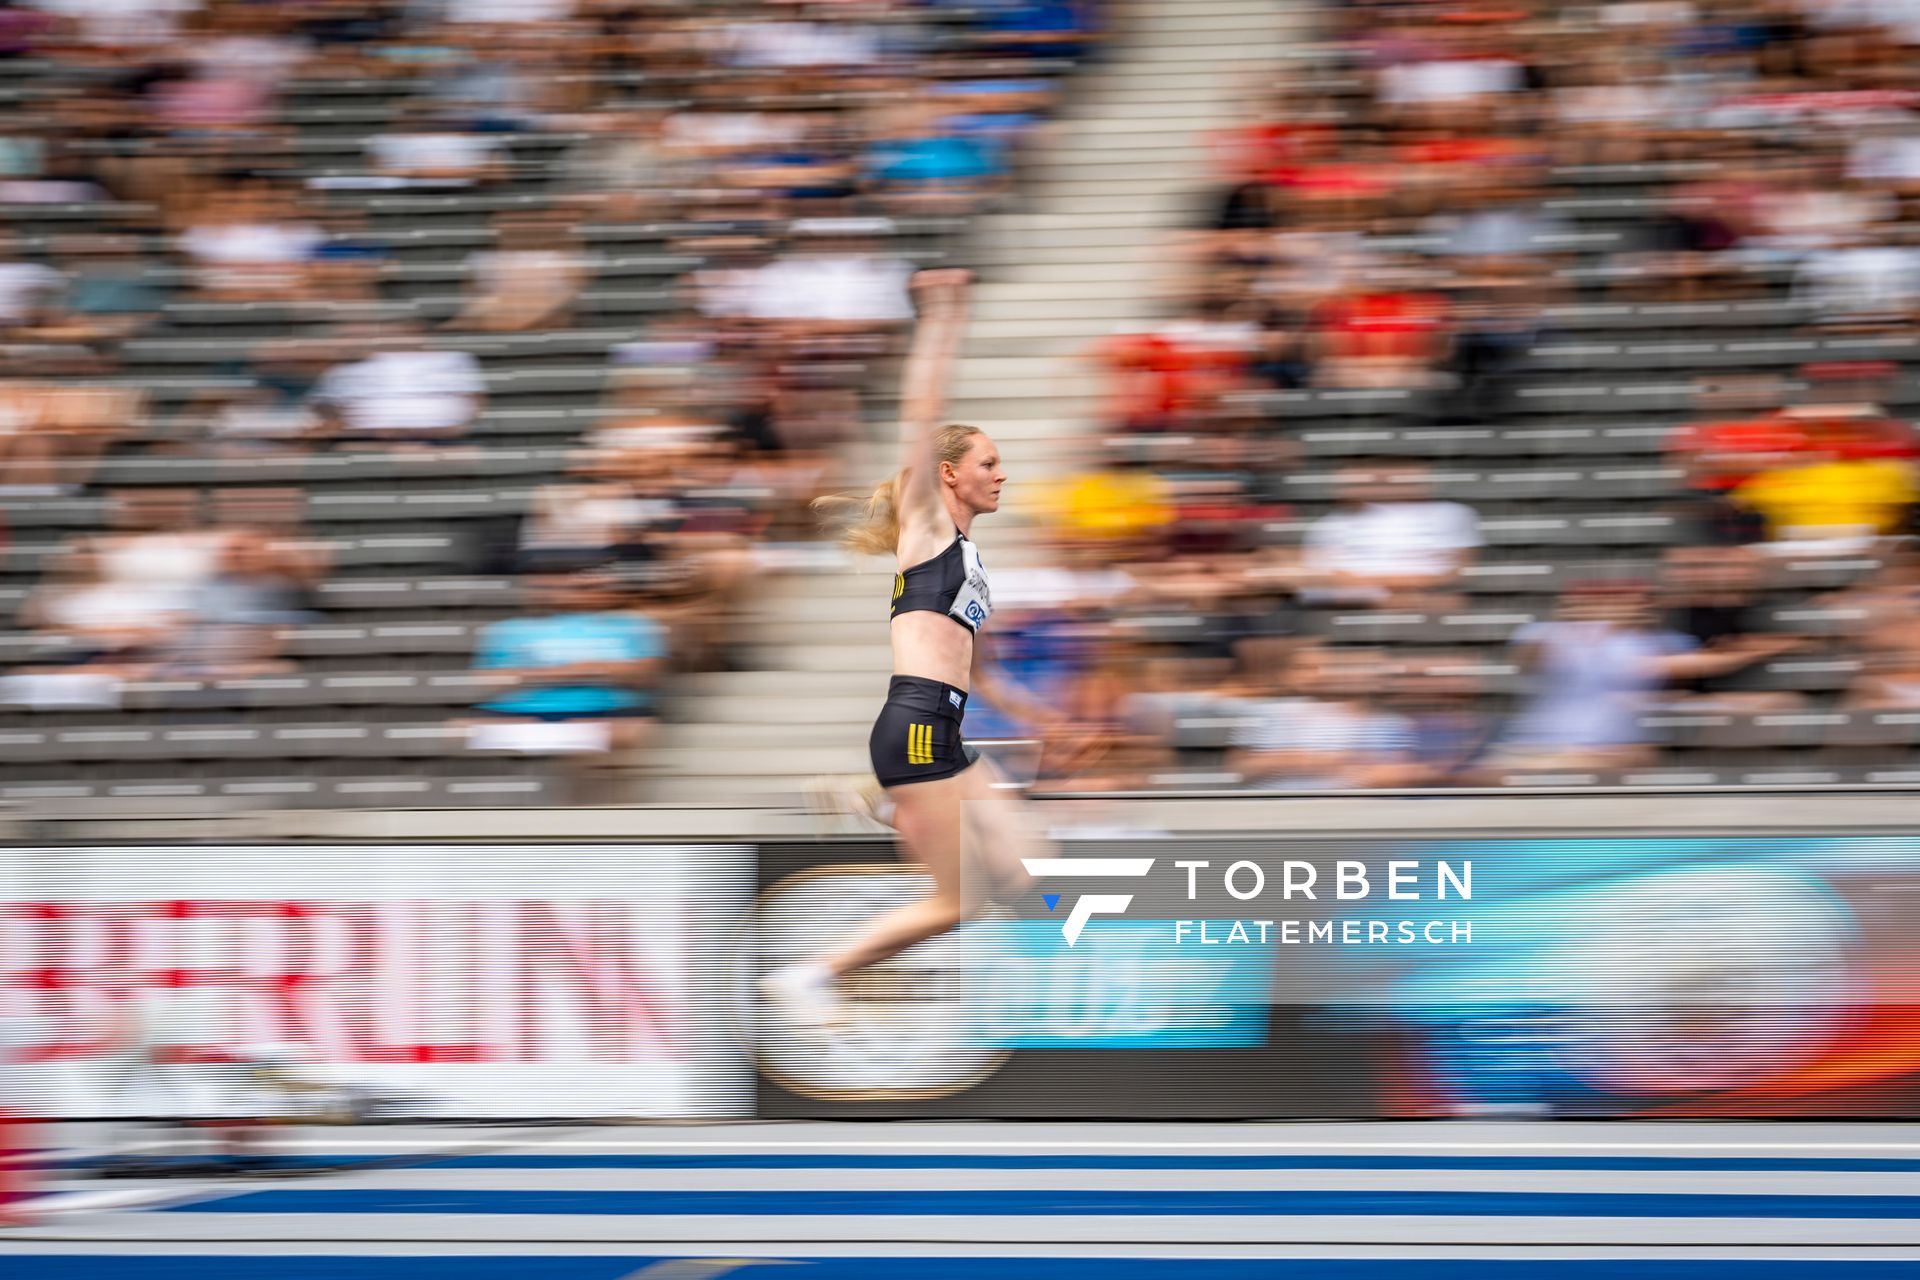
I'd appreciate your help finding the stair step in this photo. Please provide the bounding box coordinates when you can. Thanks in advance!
[973,298,1163,322]
[747,643,897,673]
[971,315,1153,339]
[1111,10,1300,31]
[984,209,1200,231]
[644,744,872,777]
[1110,0,1307,15]
[1021,189,1198,213]
[668,721,872,749]
[976,277,1159,300]
[1059,117,1236,138]
[976,241,1176,266]
[683,670,891,699]
[991,262,1166,286]
[949,374,1104,401]
[633,775,799,805]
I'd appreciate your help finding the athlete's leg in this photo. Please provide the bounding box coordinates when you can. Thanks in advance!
[817,769,980,976]
[959,753,1044,903]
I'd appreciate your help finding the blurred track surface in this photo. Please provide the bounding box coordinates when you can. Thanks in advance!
[4,1122,1920,1274]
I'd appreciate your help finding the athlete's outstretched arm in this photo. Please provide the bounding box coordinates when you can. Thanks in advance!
[896,268,973,513]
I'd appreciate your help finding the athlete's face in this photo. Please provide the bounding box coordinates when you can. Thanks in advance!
[948,435,1005,515]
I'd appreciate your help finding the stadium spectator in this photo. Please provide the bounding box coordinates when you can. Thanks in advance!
[1227,645,1420,791]
[310,321,488,450]
[1668,374,1806,545]
[864,100,1007,213]
[1381,653,1493,786]
[517,467,659,575]
[10,486,320,689]
[1793,225,1920,328]
[1095,299,1264,433]
[24,234,165,347]
[168,529,320,678]
[365,108,509,188]
[466,570,666,793]
[15,536,188,686]
[1432,267,1548,425]
[444,209,588,334]
[975,0,1101,59]
[306,205,392,305]
[1282,465,1481,611]
[1656,544,1811,712]
[1308,263,1453,390]
[0,374,139,495]
[176,182,324,301]
[744,219,915,331]
[0,230,62,335]
[559,104,674,217]
[1731,434,1918,551]
[1484,580,1814,773]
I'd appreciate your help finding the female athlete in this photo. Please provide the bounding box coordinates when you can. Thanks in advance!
[761,268,1058,1025]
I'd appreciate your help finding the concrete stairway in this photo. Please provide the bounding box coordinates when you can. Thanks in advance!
[641,0,1310,805]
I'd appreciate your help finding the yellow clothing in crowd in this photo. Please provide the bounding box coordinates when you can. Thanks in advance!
[1734,458,1917,539]
[1057,468,1173,539]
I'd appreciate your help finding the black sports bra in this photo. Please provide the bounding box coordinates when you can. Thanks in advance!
[890,533,993,633]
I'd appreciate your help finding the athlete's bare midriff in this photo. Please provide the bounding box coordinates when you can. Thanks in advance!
[890,609,972,691]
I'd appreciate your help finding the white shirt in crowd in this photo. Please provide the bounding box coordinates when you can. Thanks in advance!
[191,34,308,86]
[1601,0,1696,25]
[1301,499,1482,602]
[314,349,487,434]
[25,0,199,46]
[991,565,1138,612]
[1556,83,1677,126]
[370,132,501,181]
[663,111,804,154]
[1501,620,1695,750]
[1795,245,1920,319]
[722,20,880,68]
[0,259,62,326]
[433,0,572,21]
[746,252,914,323]
[1753,188,1892,251]
[1378,58,1523,106]
[1849,134,1920,183]
[179,222,324,270]
[1231,696,1414,790]
[1804,0,1920,43]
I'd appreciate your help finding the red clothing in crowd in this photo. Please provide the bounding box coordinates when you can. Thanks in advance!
[1100,333,1251,429]
[1313,290,1450,362]
[1216,120,1338,181]
[1670,417,1812,491]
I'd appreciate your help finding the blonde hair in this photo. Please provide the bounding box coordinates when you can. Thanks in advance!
[813,423,983,556]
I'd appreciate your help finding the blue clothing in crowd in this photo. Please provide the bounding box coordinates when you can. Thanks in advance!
[476,611,664,717]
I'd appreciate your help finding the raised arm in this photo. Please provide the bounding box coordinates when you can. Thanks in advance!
[895,269,974,522]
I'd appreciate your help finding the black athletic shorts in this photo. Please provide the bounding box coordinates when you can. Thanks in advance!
[870,675,978,788]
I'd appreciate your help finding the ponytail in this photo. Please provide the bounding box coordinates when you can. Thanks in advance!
[813,423,984,556]
[812,469,909,557]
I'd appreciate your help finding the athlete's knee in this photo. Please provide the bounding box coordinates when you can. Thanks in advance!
[920,892,968,934]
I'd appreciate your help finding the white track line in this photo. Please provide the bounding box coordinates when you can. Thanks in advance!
[20,1187,188,1215]
[237,1139,1920,1153]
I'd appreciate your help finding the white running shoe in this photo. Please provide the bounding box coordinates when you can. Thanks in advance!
[803,775,894,831]
[759,962,846,1028]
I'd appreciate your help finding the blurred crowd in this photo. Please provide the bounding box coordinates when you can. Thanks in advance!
[969,0,1920,790]
[0,0,1098,794]
[13,0,1920,799]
